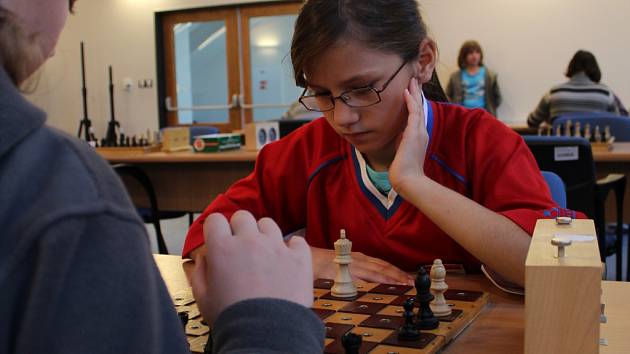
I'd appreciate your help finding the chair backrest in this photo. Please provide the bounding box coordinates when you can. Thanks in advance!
[189,125,219,144]
[523,136,596,218]
[541,171,567,208]
[553,113,630,141]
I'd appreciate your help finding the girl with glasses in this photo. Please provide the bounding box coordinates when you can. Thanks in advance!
[188,0,578,289]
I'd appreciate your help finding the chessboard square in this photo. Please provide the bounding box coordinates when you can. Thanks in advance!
[444,289,483,302]
[185,319,210,336]
[314,279,334,289]
[369,284,414,295]
[172,290,195,306]
[324,339,378,354]
[176,304,201,320]
[314,288,330,298]
[369,345,426,354]
[339,301,387,315]
[436,308,463,322]
[377,305,405,317]
[405,288,417,296]
[355,282,379,292]
[313,299,349,311]
[311,308,336,321]
[359,314,405,330]
[323,322,354,339]
[350,326,394,342]
[325,312,371,325]
[188,335,209,354]
[320,291,367,301]
[324,338,334,346]
[390,295,416,306]
[381,331,439,349]
[357,293,398,304]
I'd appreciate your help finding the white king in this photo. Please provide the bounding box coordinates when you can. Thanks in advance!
[331,229,357,298]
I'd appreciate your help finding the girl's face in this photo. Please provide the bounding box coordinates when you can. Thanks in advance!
[466,50,481,68]
[304,40,415,157]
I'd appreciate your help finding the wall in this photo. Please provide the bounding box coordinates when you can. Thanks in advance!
[27,0,630,138]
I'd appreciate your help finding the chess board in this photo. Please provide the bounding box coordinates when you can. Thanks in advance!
[172,278,489,354]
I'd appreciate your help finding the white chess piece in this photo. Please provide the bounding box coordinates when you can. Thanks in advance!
[331,229,357,298]
[430,259,452,317]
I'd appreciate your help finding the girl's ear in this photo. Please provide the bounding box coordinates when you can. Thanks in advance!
[414,38,437,84]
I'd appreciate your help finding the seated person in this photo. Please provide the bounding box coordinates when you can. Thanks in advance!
[446,40,502,117]
[528,50,628,127]
[184,0,580,290]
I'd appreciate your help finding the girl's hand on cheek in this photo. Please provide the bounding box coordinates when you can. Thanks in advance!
[389,77,430,196]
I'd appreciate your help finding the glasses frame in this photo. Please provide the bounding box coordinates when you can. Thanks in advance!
[298,61,408,112]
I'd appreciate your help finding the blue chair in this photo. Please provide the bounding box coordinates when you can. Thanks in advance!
[189,125,219,145]
[541,171,566,208]
[523,136,626,278]
[553,113,630,141]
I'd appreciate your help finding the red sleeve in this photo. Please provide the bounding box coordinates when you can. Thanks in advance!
[182,119,339,257]
[466,115,586,236]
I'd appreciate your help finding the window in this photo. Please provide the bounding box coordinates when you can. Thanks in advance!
[157,2,302,132]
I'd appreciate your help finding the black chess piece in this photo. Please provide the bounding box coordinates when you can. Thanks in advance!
[203,334,213,354]
[125,136,131,147]
[177,311,189,329]
[398,297,421,340]
[341,331,362,354]
[415,267,439,330]
[131,136,137,147]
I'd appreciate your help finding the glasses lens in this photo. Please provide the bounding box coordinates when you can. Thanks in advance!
[300,95,332,112]
[343,88,380,107]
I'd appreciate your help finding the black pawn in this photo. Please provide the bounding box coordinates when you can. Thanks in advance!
[177,311,189,329]
[398,297,421,340]
[415,267,439,330]
[341,332,362,354]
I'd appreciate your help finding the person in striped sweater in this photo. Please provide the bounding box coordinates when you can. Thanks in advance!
[527,50,628,128]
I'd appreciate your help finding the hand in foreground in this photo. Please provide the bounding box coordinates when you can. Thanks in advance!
[190,210,314,324]
[311,247,414,285]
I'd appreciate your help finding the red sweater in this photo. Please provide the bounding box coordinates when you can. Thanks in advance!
[183,101,578,271]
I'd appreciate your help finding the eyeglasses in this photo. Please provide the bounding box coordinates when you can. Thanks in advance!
[298,61,407,112]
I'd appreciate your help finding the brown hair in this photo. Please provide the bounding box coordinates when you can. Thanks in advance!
[0,8,43,86]
[457,40,483,70]
[565,50,601,83]
[291,0,448,102]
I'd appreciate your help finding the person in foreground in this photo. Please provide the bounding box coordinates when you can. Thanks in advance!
[184,0,579,289]
[0,0,322,353]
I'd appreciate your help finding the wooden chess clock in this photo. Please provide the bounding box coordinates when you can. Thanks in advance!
[525,218,602,354]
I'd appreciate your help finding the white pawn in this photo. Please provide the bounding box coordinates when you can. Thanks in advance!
[429,259,452,317]
[331,229,357,298]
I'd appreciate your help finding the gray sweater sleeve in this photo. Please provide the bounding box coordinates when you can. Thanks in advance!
[212,298,325,354]
[11,214,190,354]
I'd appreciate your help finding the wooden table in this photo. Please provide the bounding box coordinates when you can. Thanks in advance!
[153,254,629,353]
[101,149,257,212]
[100,143,630,221]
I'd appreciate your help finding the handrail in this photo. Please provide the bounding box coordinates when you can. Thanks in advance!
[165,94,238,112]
[237,94,292,110]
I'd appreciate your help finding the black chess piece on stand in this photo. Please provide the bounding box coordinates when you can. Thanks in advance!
[415,267,440,330]
[398,297,421,340]
[341,331,362,354]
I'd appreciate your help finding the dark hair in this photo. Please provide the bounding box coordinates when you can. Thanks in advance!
[565,50,601,83]
[457,40,483,70]
[291,0,448,102]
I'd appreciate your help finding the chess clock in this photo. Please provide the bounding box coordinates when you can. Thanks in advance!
[244,119,311,151]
